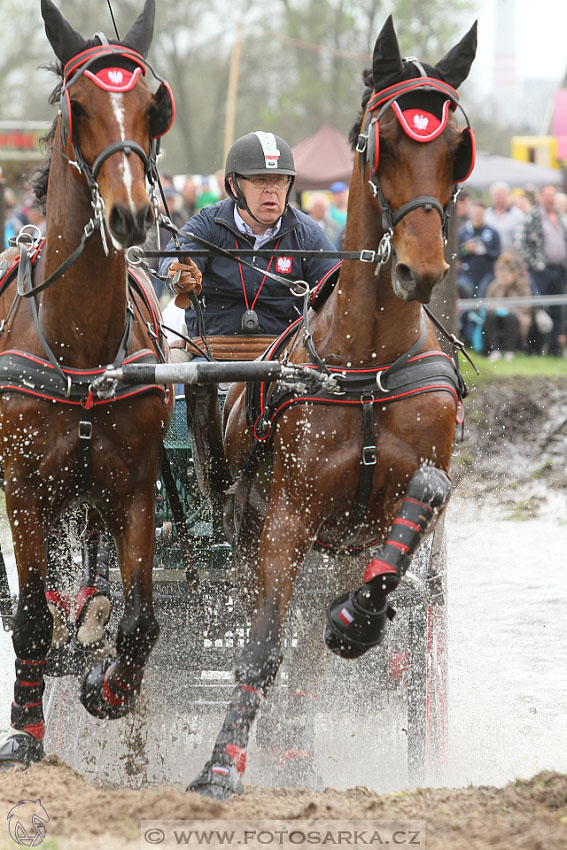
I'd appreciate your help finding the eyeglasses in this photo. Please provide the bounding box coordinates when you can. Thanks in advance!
[240,175,291,189]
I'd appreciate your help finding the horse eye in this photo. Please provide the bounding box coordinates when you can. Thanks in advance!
[70,100,86,118]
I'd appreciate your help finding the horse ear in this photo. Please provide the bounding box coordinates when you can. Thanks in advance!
[41,0,88,66]
[372,15,404,92]
[150,82,175,138]
[122,0,156,58]
[434,21,478,88]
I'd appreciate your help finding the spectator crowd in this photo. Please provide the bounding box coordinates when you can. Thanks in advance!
[457,181,567,360]
[3,168,566,360]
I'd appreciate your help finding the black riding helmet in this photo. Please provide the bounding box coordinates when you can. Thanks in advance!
[225,131,296,224]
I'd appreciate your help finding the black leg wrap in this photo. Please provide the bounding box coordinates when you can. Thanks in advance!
[0,734,45,771]
[81,532,112,596]
[80,657,143,720]
[324,591,395,659]
[405,466,451,508]
[115,603,159,669]
[188,684,264,800]
[325,467,450,661]
[1,657,47,770]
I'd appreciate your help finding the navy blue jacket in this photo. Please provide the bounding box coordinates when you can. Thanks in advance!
[457,221,501,295]
[158,199,340,337]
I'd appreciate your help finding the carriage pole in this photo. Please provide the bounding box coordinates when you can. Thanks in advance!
[101,360,288,386]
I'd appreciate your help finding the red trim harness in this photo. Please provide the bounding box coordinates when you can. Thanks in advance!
[251,348,463,443]
[0,255,168,407]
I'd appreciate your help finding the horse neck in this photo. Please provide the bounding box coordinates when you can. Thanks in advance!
[318,173,423,367]
[40,161,129,368]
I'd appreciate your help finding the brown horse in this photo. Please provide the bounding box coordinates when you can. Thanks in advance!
[189,16,477,798]
[0,0,173,768]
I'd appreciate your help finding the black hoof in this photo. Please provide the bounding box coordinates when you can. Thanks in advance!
[0,734,45,771]
[188,760,244,800]
[80,658,139,720]
[324,590,395,659]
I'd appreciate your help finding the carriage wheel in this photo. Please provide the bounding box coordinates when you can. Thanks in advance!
[405,518,448,786]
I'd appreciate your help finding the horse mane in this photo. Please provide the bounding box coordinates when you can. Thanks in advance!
[28,62,63,211]
[348,68,374,150]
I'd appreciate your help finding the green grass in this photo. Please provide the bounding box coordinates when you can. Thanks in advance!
[458,350,567,388]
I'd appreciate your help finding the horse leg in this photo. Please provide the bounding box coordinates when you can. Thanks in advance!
[0,522,51,769]
[45,529,73,649]
[188,499,313,800]
[79,494,159,720]
[74,524,112,648]
[325,466,451,659]
[186,382,230,504]
[272,616,324,789]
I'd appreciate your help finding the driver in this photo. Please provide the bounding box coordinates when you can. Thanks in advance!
[159,130,339,334]
[159,131,341,499]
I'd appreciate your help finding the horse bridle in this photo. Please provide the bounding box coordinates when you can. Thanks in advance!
[19,44,174,300]
[61,44,173,249]
[356,75,475,265]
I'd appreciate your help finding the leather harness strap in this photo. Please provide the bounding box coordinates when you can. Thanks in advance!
[0,253,168,492]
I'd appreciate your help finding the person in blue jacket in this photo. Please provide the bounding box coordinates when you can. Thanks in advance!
[159,130,339,337]
[158,131,341,500]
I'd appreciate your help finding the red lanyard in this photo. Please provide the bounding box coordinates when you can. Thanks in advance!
[235,236,281,310]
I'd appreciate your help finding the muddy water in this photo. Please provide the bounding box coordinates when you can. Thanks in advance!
[445,495,567,787]
[1,494,566,790]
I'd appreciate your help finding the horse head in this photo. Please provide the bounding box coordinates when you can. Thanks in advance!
[41,0,174,249]
[356,16,477,303]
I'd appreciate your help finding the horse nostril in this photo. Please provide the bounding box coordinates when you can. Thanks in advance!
[109,203,152,247]
[137,204,154,234]
[109,204,133,241]
[395,263,417,291]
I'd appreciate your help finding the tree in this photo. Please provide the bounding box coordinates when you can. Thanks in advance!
[1,0,479,176]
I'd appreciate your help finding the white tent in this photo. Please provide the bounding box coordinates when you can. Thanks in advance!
[465,152,564,191]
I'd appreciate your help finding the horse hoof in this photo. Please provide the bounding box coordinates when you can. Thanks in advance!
[0,733,45,771]
[75,591,111,647]
[80,658,139,720]
[187,760,244,800]
[324,590,395,659]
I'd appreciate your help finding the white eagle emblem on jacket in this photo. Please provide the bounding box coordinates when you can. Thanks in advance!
[276,257,292,273]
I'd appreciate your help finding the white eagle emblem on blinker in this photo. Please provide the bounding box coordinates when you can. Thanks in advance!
[413,114,429,130]
[108,70,124,85]
[276,257,292,273]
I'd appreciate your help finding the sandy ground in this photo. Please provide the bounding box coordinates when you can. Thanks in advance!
[1,758,566,849]
[1,377,566,849]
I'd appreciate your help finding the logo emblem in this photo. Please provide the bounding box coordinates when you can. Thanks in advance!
[413,114,429,130]
[108,69,124,85]
[7,799,50,846]
[276,257,292,273]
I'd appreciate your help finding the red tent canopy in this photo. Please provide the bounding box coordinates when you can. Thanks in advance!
[292,123,354,192]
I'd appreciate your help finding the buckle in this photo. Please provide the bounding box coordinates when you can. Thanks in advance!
[356,133,367,153]
[362,445,377,466]
[79,420,92,440]
[359,249,376,263]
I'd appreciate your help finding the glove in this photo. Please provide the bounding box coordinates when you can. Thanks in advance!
[168,258,202,310]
